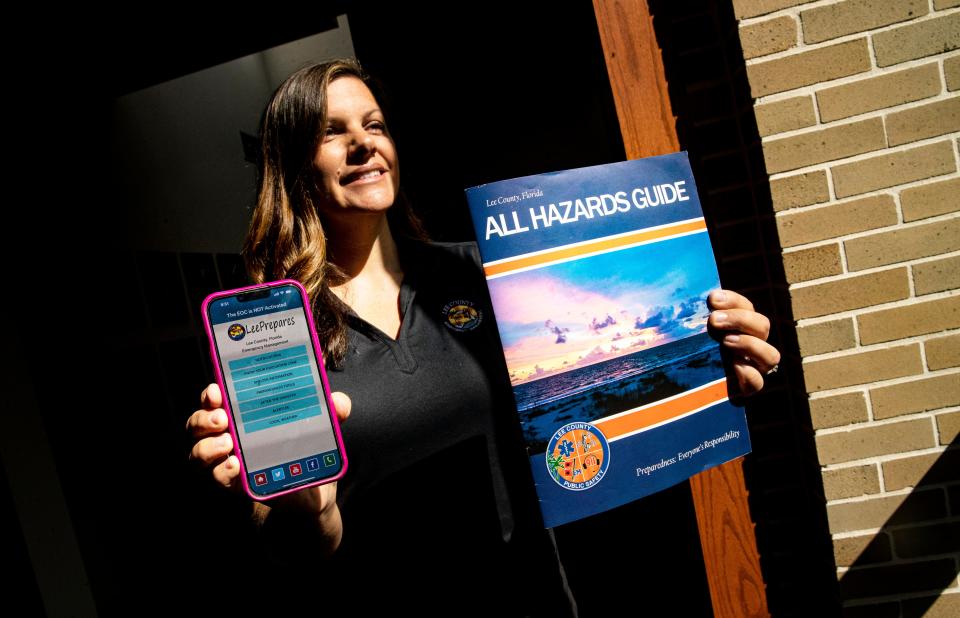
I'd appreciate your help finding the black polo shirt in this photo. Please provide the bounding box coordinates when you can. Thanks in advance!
[325,240,577,616]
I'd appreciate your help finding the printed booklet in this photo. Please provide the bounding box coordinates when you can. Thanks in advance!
[465,152,751,527]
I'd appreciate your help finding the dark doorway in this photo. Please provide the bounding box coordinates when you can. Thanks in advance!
[14,3,716,614]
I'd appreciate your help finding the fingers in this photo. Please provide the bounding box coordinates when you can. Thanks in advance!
[709,290,781,399]
[732,360,765,397]
[211,455,241,489]
[185,406,228,439]
[187,384,228,437]
[331,392,351,423]
[186,382,240,490]
[189,432,233,467]
[721,333,781,374]
[709,307,771,341]
[708,289,754,312]
[200,383,222,409]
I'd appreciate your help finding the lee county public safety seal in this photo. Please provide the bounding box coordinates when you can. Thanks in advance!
[546,421,610,491]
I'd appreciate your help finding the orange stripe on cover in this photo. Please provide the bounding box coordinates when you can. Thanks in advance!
[483,218,707,277]
[593,380,729,441]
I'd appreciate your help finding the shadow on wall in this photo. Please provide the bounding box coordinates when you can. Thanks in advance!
[839,437,959,617]
[649,0,840,615]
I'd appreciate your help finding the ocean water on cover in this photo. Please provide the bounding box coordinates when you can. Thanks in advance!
[514,332,725,449]
[514,331,719,410]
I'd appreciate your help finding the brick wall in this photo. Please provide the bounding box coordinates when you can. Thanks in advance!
[735,0,960,614]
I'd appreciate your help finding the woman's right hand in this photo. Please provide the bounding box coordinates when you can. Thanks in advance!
[186,383,351,515]
[187,383,351,557]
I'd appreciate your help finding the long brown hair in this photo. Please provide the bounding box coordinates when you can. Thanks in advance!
[242,59,425,367]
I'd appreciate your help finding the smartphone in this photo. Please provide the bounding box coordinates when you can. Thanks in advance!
[201,279,347,501]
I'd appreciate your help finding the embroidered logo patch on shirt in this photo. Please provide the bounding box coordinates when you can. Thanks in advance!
[442,299,483,332]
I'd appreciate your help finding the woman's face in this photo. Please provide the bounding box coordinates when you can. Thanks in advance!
[312,76,399,220]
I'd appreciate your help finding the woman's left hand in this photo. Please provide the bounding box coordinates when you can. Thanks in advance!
[707,289,781,398]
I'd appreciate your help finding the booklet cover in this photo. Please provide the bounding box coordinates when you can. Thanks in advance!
[465,152,751,528]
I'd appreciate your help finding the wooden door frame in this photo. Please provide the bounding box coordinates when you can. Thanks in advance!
[591,2,769,616]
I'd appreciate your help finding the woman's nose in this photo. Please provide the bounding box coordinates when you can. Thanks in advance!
[349,130,376,159]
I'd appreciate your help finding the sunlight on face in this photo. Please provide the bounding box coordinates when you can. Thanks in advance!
[312,76,400,221]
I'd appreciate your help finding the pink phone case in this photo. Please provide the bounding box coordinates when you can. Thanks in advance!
[200,278,348,501]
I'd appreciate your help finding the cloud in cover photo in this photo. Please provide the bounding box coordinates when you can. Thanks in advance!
[488,232,720,384]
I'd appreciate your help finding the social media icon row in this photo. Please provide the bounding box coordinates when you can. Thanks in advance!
[253,456,336,486]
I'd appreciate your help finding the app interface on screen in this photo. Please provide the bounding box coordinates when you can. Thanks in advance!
[208,285,342,494]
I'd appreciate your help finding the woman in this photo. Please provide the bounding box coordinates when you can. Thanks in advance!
[186,59,780,614]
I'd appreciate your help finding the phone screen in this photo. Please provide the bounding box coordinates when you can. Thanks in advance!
[206,283,343,496]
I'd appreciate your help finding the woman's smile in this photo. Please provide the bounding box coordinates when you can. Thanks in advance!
[341,164,388,186]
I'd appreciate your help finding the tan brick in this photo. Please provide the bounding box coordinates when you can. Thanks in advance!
[791,267,909,320]
[873,13,960,68]
[733,0,815,19]
[870,374,960,419]
[776,194,897,247]
[858,296,960,345]
[946,55,960,91]
[901,177,960,222]
[833,535,868,567]
[804,342,921,391]
[740,16,797,60]
[770,170,830,211]
[816,417,934,465]
[845,218,960,271]
[763,118,886,174]
[915,255,960,296]
[935,0,960,9]
[801,0,928,45]
[827,487,943,532]
[810,391,869,429]
[832,141,957,199]
[833,533,891,567]
[926,333,960,370]
[887,97,960,147]
[783,243,843,283]
[822,464,881,500]
[755,96,816,137]
[797,318,857,356]
[938,411,960,445]
[883,452,951,490]
[816,63,942,123]
[747,39,871,98]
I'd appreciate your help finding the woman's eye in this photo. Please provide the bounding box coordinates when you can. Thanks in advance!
[323,126,341,140]
[366,121,385,134]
